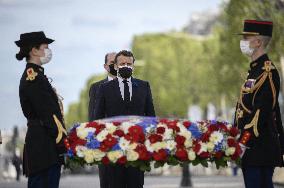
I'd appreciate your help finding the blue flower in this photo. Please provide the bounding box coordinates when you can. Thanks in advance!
[112,143,121,151]
[86,138,100,149]
[214,141,223,152]
[86,132,94,140]
[188,123,202,139]
[69,123,80,132]
[137,117,158,132]
[67,149,74,158]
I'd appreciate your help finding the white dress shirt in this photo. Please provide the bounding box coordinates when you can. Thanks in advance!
[117,76,132,101]
[107,75,115,81]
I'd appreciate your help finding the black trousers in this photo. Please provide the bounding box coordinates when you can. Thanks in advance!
[99,165,144,188]
[242,166,274,188]
[28,164,61,188]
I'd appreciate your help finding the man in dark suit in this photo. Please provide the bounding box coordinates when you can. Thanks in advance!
[234,20,284,188]
[94,50,155,188]
[88,52,117,122]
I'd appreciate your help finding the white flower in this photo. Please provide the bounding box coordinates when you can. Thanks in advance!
[120,122,133,133]
[145,124,156,134]
[166,140,177,151]
[96,129,109,142]
[105,123,117,134]
[126,150,139,161]
[199,142,208,154]
[119,137,131,151]
[145,140,154,152]
[128,143,138,150]
[225,147,236,156]
[83,149,95,164]
[184,139,193,148]
[75,145,87,158]
[164,128,174,140]
[93,149,105,161]
[207,142,215,152]
[152,142,167,152]
[107,150,123,163]
[79,127,96,140]
[209,131,224,144]
[188,149,196,161]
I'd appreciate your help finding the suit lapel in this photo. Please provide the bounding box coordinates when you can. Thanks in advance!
[131,78,139,105]
[112,79,124,103]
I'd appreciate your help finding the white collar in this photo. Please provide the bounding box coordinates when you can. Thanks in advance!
[117,76,131,83]
[107,75,115,81]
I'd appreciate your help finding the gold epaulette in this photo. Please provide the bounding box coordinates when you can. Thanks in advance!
[26,68,38,81]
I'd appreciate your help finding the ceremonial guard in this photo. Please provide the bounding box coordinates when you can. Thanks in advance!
[15,31,67,188]
[234,20,284,188]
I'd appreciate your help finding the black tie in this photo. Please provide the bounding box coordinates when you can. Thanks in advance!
[123,79,130,102]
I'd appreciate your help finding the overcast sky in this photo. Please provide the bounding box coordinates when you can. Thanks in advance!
[0,0,222,130]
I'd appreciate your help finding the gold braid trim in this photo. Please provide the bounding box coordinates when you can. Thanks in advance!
[244,109,260,137]
[268,72,276,109]
[53,114,67,144]
[240,61,276,112]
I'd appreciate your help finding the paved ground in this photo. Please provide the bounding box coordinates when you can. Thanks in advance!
[1,174,284,188]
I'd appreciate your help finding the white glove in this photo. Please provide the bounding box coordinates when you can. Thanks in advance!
[239,143,248,158]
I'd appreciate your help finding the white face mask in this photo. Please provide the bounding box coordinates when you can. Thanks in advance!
[40,48,52,65]
[240,40,254,56]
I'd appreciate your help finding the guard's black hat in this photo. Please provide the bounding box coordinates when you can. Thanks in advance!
[15,31,54,47]
[238,20,273,37]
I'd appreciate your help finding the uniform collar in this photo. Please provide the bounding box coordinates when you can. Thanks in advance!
[250,54,269,69]
[26,62,44,73]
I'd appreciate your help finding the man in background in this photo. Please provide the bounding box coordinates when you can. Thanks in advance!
[88,52,117,122]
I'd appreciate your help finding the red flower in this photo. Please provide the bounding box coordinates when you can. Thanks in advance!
[86,121,99,128]
[113,122,121,126]
[214,151,223,159]
[219,124,228,132]
[156,127,165,134]
[227,138,237,147]
[148,134,163,144]
[95,124,106,135]
[102,156,110,165]
[103,134,117,148]
[135,145,151,161]
[175,135,186,146]
[68,130,79,142]
[160,119,170,124]
[128,125,145,143]
[183,121,191,128]
[229,127,239,137]
[201,132,210,142]
[117,156,127,165]
[208,125,218,132]
[124,133,145,143]
[167,120,180,132]
[175,147,188,161]
[231,152,240,161]
[129,125,143,136]
[193,142,201,153]
[153,149,168,161]
[114,130,125,137]
[199,152,210,158]
[99,142,109,152]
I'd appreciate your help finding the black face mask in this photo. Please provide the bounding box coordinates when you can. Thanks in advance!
[108,64,117,76]
[118,66,133,79]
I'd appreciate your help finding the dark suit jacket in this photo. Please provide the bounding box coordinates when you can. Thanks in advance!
[88,78,108,121]
[94,78,155,120]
